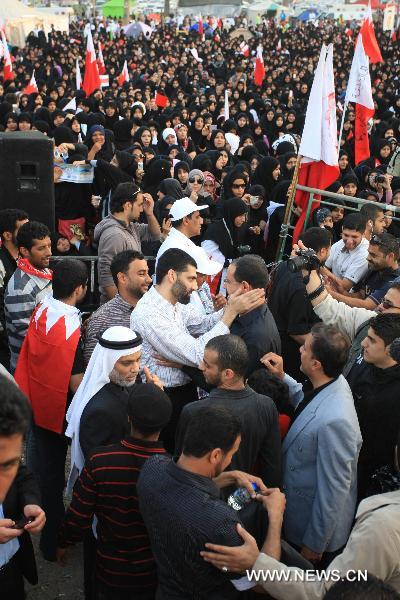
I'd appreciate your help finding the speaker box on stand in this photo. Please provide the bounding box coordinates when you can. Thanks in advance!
[0,131,55,231]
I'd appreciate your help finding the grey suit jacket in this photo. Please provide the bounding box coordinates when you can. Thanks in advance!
[282,374,362,553]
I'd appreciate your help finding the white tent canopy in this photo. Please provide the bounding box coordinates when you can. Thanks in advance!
[0,0,71,47]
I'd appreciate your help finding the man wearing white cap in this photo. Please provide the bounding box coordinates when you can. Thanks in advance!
[155,197,208,266]
[66,325,159,488]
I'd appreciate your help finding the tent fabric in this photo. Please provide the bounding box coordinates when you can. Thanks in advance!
[0,0,70,47]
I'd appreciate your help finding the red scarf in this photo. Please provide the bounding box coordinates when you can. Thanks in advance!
[17,258,53,280]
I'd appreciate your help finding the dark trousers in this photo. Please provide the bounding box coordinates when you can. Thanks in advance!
[0,552,25,600]
[34,424,69,561]
[162,382,198,454]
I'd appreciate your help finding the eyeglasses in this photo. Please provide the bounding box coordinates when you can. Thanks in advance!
[381,298,400,310]
[232,183,246,189]
[189,177,204,184]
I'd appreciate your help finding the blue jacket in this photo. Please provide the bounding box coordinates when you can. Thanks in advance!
[282,374,362,553]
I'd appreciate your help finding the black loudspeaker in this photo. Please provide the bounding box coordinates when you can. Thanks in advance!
[0,132,55,231]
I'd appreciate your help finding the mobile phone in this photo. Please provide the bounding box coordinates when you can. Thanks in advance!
[138,161,144,170]
[249,196,260,206]
[11,516,34,529]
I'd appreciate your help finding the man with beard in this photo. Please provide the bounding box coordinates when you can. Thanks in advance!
[131,248,265,452]
[83,250,152,364]
[326,232,400,310]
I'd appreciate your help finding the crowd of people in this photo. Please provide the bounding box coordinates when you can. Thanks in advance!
[0,10,400,600]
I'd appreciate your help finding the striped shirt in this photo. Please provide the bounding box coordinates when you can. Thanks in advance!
[58,437,166,591]
[83,293,133,364]
[4,268,52,372]
[131,285,228,388]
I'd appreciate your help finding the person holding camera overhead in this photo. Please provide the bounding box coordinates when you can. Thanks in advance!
[202,198,249,296]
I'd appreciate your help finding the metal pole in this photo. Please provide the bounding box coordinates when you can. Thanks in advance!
[303,192,314,230]
[276,154,301,262]
[337,101,348,151]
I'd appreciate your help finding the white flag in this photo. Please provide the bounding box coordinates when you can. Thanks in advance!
[345,34,374,110]
[299,44,338,166]
[63,97,77,112]
[224,90,229,121]
[189,48,203,63]
[139,22,153,39]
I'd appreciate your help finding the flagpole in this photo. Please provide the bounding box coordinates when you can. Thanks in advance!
[276,154,301,262]
[337,101,348,151]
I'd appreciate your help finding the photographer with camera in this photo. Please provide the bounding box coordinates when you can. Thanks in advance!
[292,240,400,376]
[268,228,332,381]
[366,170,393,204]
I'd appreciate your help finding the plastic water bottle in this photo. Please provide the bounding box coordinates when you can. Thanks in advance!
[227,483,259,511]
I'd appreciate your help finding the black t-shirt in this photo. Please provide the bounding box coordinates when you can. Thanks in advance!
[352,267,400,305]
[268,261,320,380]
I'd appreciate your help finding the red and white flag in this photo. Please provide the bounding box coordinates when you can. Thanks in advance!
[198,16,204,36]
[239,41,250,58]
[23,70,38,95]
[15,296,81,435]
[277,38,282,51]
[254,45,265,87]
[294,44,339,243]
[1,30,14,81]
[97,41,106,75]
[155,90,168,108]
[345,34,375,165]
[360,0,383,63]
[76,57,82,90]
[117,60,129,86]
[82,29,100,96]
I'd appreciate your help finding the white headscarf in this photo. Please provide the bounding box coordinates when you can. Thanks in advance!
[65,326,142,492]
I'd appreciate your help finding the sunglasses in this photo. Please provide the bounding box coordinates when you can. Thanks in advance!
[371,235,398,253]
[381,298,400,310]
[232,183,246,189]
[189,177,204,184]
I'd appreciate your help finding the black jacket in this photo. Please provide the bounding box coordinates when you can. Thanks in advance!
[176,385,282,490]
[79,382,130,461]
[347,359,400,495]
[3,465,41,584]
[230,303,281,376]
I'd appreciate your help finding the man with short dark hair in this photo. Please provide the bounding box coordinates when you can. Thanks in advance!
[0,380,46,599]
[5,221,52,372]
[83,250,152,363]
[262,323,362,564]
[0,209,29,369]
[94,182,160,303]
[176,334,281,488]
[138,405,272,599]
[57,383,172,599]
[15,258,87,561]
[323,213,369,292]
[269,227,332,380]
[225,254,281,376]
[327,232,400,309]
[360,202,386,241]
[132,248,265,452]
[347,313,400,499]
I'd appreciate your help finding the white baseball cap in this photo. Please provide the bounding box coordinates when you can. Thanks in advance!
[169,197,208,222]
[191,247,222,277]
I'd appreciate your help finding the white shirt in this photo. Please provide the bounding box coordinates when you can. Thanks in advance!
[131,286,228,387]
[325,237,369,283]
[155,228,199,267]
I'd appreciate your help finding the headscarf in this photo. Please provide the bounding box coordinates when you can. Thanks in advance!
[185,168,206,196]
[113,119,134,150]
[143,158,172,197]
[65,326,142,491]
[252,157,280,196]
[203,197,248,258]
[159,178,184,200]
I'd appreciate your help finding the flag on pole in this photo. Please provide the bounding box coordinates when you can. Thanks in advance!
[239,41,250,58]
[76,57,82,90]
[224,90,230,121]
[198,16,204,36]
[277,38,282,51]
[82,29,100,96]
[63,97,77,112]
[360,0,383,63]
[293,44,339,244]
[1,30,14,81]
[23,70,38,95]
[0,39,3,60]
[117,60,129,86]
[254,45,265,87]
[345,34,375,165]
[97,42,106,75]
[139,22,153,39]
